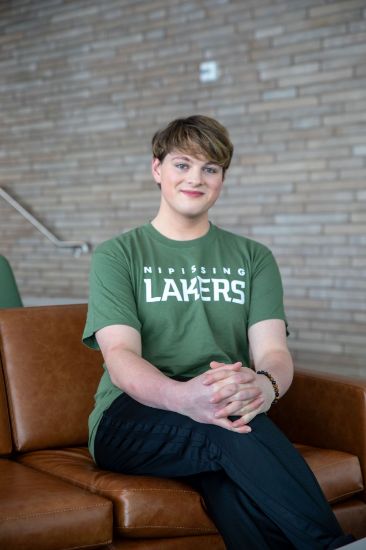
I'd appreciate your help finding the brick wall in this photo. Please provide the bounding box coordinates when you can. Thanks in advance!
[0,0,365,376]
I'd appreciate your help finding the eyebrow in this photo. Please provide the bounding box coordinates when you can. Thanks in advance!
[171,155,218,166]
[171,155,191,161]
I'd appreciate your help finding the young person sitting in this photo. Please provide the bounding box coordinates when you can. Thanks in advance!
[83,115,354,549]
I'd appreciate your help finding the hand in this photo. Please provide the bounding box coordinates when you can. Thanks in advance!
[203,362,273,428]
[229,375,275,429]
[177,369,252,433]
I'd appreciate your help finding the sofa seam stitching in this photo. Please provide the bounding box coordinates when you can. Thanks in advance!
[0,502,110,522]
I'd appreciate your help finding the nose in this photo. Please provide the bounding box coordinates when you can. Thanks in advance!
[187,166,202,186]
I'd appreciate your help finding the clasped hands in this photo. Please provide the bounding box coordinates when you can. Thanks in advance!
[182,361,274,433]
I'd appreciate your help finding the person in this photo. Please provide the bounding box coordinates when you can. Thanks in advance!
[83,115,354,549]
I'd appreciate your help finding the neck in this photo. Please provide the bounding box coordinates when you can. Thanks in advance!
[151,212,210,241]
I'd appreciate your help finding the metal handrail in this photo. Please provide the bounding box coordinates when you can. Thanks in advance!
[0,186,91,256]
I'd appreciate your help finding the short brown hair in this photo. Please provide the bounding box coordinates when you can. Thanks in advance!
[152,115,234,173]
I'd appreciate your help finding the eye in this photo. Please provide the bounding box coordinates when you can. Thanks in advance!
[175,163,189,170]
[204,166,220,174]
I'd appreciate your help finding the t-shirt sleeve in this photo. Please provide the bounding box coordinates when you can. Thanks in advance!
[82,244,141,350]
[247,249,289,333]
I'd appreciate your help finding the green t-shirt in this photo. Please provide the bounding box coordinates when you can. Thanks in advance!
[83,223,287,458]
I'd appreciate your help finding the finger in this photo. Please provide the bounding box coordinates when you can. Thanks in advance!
[230,386,262,402]
[214,395,265,418]
[204,369,240,385]
[231,399,266,427]
[230,416,250,428]
[206,367,256,386]
[235,395,266,416]
[225,370,257,386]
[209,361,226,369]
[203,363,243,384]
[214,400,246,418]
[232,424,252,433]
[210,385,261,404]
[231,412,258,427]
[209,361,242,370]
[209,382,241,403]
[215,417,252,433]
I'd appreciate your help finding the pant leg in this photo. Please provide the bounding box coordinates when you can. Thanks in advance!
[190,470,294,550]
[94,393,353,549]
[94,392,222,477]
[207,415,353,550]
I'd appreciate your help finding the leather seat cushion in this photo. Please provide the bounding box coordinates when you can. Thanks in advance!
[19,447,217,539]
[332,499,366,540]
[294,444,364,503]
[0,458,112,550]
[19,444,364,538]
[104,535,226,549]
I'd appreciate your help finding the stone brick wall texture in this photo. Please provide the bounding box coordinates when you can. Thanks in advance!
[0,0,365,376]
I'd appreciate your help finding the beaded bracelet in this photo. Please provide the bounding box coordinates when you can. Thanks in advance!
[257,370,279,405]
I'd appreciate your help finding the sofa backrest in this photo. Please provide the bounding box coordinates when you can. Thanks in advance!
[0,362,12,456]
[0,304,103,452]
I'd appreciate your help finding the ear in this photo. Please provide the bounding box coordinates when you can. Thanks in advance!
[151,157,162,184]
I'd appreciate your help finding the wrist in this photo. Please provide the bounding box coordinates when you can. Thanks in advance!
[163,378,186,413]
[256,370,279,406]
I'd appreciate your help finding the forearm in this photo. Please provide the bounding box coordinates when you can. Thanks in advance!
[254,349,294,402]
[105,348,250,432]
[105,348,182,412]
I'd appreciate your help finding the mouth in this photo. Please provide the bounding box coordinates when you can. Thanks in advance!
[180,190,204,198]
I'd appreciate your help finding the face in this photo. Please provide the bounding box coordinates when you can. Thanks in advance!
[151,151,224,222]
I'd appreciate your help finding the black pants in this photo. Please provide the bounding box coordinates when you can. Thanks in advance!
[94,393,354,550]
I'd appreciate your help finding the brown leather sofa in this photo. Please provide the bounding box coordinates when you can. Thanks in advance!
[0,304,365,549]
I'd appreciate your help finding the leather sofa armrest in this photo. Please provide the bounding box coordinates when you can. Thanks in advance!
[269,368,366,496]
